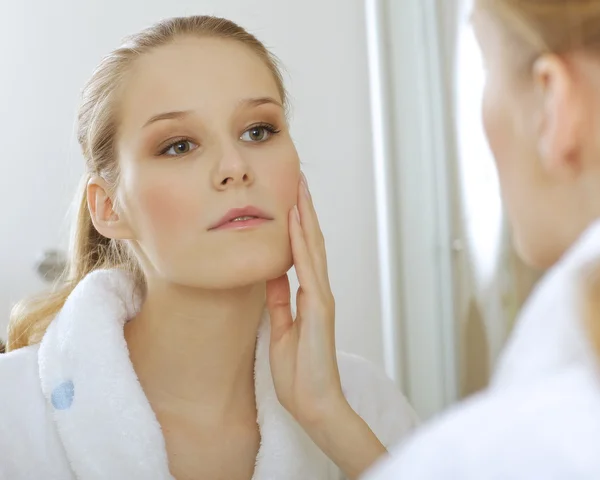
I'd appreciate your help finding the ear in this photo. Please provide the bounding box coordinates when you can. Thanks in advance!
[533,54,584,176]
[87,176,134,240]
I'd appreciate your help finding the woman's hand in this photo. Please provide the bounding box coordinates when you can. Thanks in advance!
[266,173,388,479]
[266,172,342,425]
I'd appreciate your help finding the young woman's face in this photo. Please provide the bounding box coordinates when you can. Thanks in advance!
[115,37,300,288]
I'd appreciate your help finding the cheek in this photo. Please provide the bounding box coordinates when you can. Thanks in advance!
[274,168,299,208]
[126,170,204,240]
[482,81,502,156]
[142,187,188,228]
[262,143,300,209]
[482,78,514,175]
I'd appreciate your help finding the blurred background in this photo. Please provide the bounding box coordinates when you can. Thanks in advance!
[0,0,540,420]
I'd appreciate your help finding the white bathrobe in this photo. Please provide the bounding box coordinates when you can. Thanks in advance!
[0,269,417,480]
[365,220,600,480]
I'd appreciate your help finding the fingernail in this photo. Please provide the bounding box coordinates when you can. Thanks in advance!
[301,172,311,199]
[294,205,300,222]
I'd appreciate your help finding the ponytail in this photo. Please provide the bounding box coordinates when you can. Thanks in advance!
[6,177,138,351]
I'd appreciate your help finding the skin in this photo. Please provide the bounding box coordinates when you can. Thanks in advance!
[473,9,600,270]
[87,37,385,480]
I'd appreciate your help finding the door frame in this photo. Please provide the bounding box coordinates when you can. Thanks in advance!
[365,0,460,418]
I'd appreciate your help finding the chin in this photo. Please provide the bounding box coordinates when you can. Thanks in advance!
[215,255,293,289]
[164,245,293,290]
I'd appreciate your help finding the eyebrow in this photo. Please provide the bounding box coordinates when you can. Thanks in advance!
[240,96,283,109]
[143,110,194,128]
[142,97,283,129]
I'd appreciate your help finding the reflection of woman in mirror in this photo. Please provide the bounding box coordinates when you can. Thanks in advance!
[0,16,417,479]
[367,1,600,478]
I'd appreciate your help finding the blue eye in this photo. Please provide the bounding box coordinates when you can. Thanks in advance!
[161,139,198,156]
[240,124,281,143]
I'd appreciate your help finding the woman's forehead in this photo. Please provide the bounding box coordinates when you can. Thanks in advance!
[119,37,281,129]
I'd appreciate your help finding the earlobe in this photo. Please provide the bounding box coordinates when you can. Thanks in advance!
[87,176,134,240]
[533,54,583,175]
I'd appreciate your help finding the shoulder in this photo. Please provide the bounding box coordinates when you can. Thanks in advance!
[366,366,600,479]
[0,344,72,477]
[0,343,42,402]
[0,343,40,383]
[336,352,419,447]
[0,344,47,435]
[0,344,46,425]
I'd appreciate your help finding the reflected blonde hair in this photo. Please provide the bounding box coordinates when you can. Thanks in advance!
[476,0,600,355]
[7,16,287,351]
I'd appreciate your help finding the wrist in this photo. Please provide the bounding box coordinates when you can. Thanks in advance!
[301,399,388,480]
[295,391,350,435]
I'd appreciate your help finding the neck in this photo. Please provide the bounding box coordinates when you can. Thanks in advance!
[124,277,266,422]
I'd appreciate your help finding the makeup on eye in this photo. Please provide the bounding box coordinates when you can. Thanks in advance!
[240,123,281,143]
[158,137,199,157]
[154,122,283,157]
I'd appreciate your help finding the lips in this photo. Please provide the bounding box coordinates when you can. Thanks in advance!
[209,206,273,230]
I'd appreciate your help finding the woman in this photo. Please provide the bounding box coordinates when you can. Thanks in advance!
[0,16,417,480]
[366,0,600,478]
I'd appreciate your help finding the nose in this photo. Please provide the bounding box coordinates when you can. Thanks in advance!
[211,143,255,190]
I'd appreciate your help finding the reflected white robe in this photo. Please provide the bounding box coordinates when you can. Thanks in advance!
[0,269,417,480]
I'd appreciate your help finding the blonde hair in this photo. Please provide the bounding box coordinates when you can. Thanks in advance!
[476,0,600,355]
[7,16,287,351]
[477,1,600,61]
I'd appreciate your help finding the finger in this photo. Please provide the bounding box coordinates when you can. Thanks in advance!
[266,274,294,343]
[297,172,330,283]
[289,205,319,295]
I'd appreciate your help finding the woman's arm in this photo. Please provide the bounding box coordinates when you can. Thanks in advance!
[265,173,397,479]
[304,399,389,479]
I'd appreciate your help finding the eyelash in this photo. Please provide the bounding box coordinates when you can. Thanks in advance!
[158,137,194,156]
[239,123,282,144]
[157,123,282,157]
[247,122,281,137]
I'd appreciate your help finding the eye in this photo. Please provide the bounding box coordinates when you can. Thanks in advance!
[240,124,281,143]
[161,139,198,156]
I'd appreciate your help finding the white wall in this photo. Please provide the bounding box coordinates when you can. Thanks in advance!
[0,0,386,366]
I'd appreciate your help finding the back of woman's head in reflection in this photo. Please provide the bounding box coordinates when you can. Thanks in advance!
[472,0,600,352]
[7,16,301,351]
